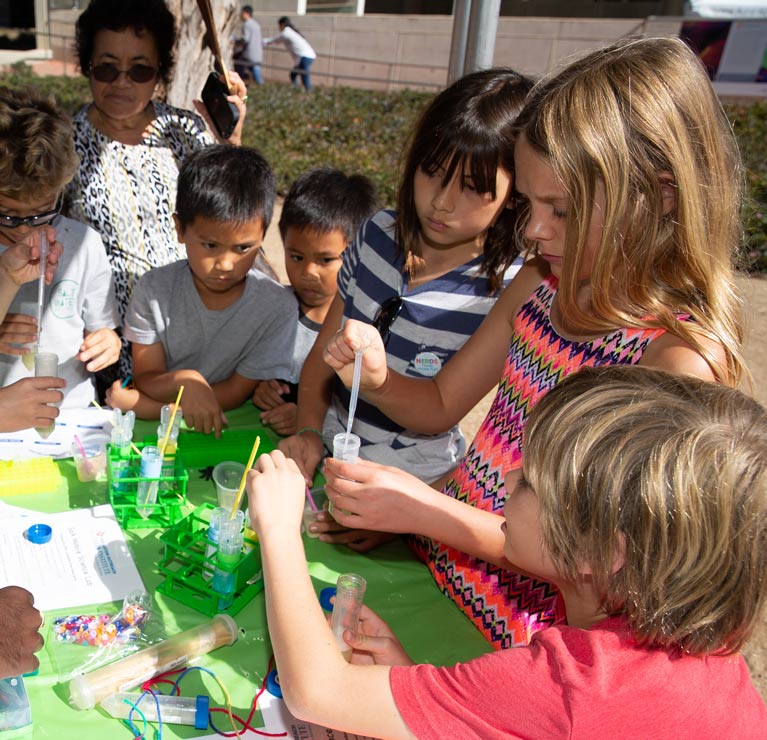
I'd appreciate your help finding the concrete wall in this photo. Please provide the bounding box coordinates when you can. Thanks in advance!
[45,9,682,90]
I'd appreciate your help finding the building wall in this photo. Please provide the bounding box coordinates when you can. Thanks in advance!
[46,10,681,89]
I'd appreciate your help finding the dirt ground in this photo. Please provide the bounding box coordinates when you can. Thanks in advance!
[262,205,767,700]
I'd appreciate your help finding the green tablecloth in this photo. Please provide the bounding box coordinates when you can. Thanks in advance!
[10,405,492,738]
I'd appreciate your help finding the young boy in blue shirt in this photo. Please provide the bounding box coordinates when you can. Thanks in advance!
[254,167,377,435]
[108,145,297,436]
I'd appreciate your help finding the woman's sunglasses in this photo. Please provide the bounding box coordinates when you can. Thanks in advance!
[0,196,62,230]
[373,295,403,346]
[90,63,158,84]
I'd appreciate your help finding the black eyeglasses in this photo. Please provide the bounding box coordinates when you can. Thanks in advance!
[0,196,62,229]
[373,295,403,346]
[90,63,158,84]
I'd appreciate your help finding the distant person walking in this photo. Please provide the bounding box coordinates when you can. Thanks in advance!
[233,5,263,85]
[264,16,316,91]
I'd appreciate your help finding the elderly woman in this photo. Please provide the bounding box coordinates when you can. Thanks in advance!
[63,0,248,377]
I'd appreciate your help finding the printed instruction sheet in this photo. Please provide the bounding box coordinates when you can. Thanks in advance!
[0,503,144,610]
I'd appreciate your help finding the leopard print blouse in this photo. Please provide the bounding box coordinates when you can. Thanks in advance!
[64,102,213,374]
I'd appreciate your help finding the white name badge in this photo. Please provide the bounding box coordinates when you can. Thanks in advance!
[413,351,442,377]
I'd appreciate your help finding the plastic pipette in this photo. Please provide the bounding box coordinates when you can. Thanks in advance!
[345,349,363,437]
[34,231,48,355]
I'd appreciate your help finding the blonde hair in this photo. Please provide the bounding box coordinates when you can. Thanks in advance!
[524,365,767,655]
[516,37,746,386]
[0,86,77,199]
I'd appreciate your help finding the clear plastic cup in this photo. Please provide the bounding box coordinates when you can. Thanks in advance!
[71,442,107,483]
[302,487,327,538]
[212,461,246,511]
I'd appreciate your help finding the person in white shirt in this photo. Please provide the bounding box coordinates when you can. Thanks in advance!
[264,16,317,91]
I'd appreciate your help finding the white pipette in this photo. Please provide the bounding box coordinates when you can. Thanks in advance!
[34,231,48,353]
[345,349,363,437]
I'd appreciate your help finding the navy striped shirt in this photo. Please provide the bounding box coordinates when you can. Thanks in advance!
[323,209,522,482]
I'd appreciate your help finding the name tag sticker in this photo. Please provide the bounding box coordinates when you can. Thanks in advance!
[413,351,442,377]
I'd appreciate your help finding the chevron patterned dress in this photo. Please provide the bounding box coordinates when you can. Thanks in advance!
[409,274,668,649]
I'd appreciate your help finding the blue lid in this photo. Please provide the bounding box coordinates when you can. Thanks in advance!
[265,668,282,698]
[319,586,336,612]
[194,694,210,730]
[26,524,52,545]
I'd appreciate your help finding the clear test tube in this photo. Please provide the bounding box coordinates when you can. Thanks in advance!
[68,614,239,710]
[329,573,366,662]
[202,507,228,581]
[135,446,162,518]
[100,692,210,729]
[329,432,360,517]
[212,511,245,610]
[33,352,59,439]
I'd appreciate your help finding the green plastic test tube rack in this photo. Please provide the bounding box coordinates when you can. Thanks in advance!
[0,458,63,495]
[157,503,263,617]
[141,428,278,469]
[107,444,188,530]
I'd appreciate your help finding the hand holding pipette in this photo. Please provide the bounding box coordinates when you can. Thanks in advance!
[322,319,387,394]
[0,227,60,292]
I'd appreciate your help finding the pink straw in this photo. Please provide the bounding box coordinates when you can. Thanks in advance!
[305,485,318,512]
[73,434,92,474]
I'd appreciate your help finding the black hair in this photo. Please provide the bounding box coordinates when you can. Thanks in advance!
[279,168,378,243]
[176,145,276,234]
[397,67,534,293]
[277,16,304,37]
[242,5,253,14]
[76,0,176,85]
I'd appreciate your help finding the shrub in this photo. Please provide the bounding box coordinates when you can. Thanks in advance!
[1,63,765,273]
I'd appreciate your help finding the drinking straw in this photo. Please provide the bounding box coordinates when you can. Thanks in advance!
[229,435,260,519]
[345,349,363,438]
[73,433,93,475]
[90,400,142,458]
[305,485,318,512]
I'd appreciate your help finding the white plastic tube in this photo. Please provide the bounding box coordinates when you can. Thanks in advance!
[100,692,210,729]
[69,614,238,710]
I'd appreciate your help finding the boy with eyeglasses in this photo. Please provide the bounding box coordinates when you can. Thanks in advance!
[0,87,120,408]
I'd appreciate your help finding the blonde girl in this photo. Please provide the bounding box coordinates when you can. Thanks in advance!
[279,68,533,551]
[320,37,748,648]
[247,367,767,739]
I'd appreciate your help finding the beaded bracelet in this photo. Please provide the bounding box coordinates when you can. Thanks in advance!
[296,427,323,440]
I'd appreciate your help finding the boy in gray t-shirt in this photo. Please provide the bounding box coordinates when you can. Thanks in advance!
[108,145,296,437]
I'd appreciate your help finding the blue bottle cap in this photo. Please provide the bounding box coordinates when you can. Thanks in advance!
[265,668,282,698]
[319,586,336,612]
[26,524,52,545]
[194,694,210,730]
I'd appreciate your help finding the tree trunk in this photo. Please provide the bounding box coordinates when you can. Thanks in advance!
[165,0,239,110]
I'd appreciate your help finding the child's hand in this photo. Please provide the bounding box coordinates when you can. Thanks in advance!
[342,604,413,667]
[278,431,325,485]
[105,380,140,411]
[246,450,305,537]
[0,314,37,355]
[307,511,396,553]
[252,379,291,410]
[182,376,228,437]
[0,227,62,287]
[0,376,64,433]
[79,328,121,372]
[323,457,437,535]
[322,319,388,393]
[260,402,297,436]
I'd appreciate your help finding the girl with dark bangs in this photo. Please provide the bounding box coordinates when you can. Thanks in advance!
[280,68,532,552]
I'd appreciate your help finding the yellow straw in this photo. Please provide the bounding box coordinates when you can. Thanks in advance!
[230,435,260,519]
[159,385,184,457]
[90,400,142,458]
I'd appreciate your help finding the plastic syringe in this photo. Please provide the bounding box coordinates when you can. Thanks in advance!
[68,614,238,710]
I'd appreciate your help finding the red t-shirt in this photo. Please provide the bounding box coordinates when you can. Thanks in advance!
[390,616,766,739]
